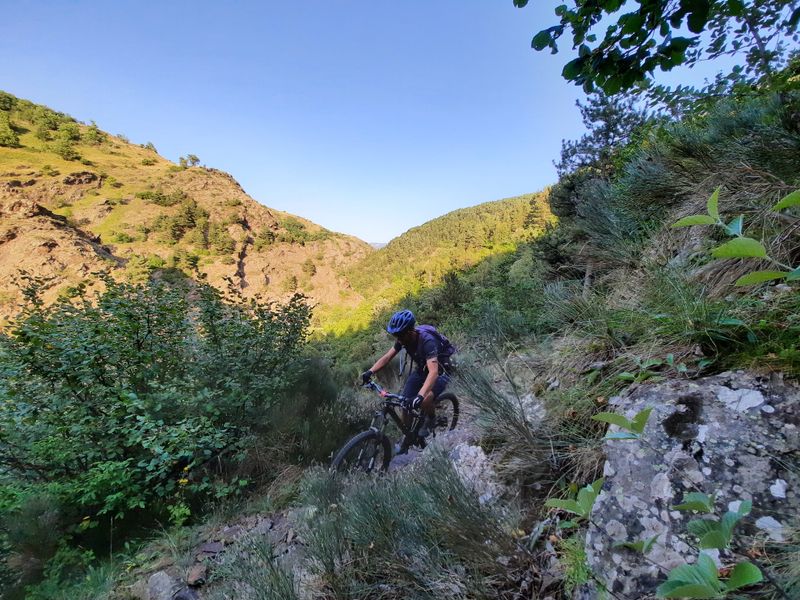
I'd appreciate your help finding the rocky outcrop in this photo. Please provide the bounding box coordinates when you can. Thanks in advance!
[584,371,800,598]
[62,171,99,185]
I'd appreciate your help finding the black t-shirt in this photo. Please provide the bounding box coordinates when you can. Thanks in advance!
[393,327,441,374]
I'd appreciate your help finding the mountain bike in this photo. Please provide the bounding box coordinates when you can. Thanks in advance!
[331,380,459,473]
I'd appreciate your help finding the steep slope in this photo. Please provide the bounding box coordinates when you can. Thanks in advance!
[325,192,553,332]
[0,92,372,325]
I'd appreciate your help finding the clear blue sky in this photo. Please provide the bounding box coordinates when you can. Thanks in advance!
[2,1,728,242]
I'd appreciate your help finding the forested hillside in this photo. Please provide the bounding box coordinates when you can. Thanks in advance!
[324,192,553,334]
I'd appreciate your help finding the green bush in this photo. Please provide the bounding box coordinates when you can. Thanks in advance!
[208,223,235,254]
[135,189,186,207]
[0,112,19,147]
[51,139,79,161]
[254,228,276,251]
[56,122,80,142]
[0,276,311,540]
[83,122,106,145]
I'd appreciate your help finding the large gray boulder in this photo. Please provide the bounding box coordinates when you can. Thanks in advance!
[584,371,799,598]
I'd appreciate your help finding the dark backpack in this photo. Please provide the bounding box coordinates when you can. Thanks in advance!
[416,324,457,362]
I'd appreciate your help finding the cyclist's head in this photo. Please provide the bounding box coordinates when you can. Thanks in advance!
[387,309,415,337]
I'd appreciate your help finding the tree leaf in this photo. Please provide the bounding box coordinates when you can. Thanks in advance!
[672,492,714,513]
[577,482,600,515]
[631,407,653,434]
[687,518,718,538]
[658,554,722,598]
[696,552,722,586]
[605,431,640,439]
[591,412,634,430]
[727,0,745,16]
[789,6,800,28]
[513,0,529,7]
[656,582,721,598]
[699,529,730,549]
[771,189,800,211]
[706,187,721,219]
[724,214,744,236]
[562,58,584,80]
[710,237,767,259]
[687,8,709,33]
[724,561,763,591]
[614,535,659,553]
[545,498,582,515]
[532,30,552,51]
[672,215,717,227]
[735,270,790,286]
[720,510,744,541]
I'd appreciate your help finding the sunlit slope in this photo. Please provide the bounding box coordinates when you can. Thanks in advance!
[0,91,372,323]
[323,192,553,332]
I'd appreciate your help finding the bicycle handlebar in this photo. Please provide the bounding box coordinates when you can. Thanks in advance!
[362,380,409,407]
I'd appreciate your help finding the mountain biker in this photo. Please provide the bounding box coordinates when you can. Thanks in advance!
[361,309,455,447]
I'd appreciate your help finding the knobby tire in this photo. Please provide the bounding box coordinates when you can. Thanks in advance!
[331,429,392,474]
[434,392,459,432]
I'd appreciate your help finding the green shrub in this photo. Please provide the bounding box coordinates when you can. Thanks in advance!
[254,228,276,251]
[0,276,310,538]
[83,122,106,145]
[52,139,79,161]
[135,189,187,207]
[56,122,80,142]
[0,112,19,147]
[110,231,135,243]
[208,222,235,254]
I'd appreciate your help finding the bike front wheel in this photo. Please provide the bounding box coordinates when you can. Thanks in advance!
[331,430,392,474]
[434,392,459,433]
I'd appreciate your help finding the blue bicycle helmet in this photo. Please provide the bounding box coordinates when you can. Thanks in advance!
[387,309,416,335]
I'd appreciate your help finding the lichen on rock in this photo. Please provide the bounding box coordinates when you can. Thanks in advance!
[582,371,800,598]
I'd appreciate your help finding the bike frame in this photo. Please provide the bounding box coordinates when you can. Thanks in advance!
[363,381,425,448]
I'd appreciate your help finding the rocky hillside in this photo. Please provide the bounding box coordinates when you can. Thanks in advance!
[0,91,372,326]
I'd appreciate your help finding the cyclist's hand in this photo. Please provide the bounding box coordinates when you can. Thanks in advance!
[360,370,373,385]
[404,394,424,410]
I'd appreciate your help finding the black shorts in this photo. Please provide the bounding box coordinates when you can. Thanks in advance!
[401,370,450,400]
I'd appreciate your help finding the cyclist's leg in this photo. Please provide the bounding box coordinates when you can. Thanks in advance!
[400,371,425,427]
[417,372,450,438]
[431,372,451,399]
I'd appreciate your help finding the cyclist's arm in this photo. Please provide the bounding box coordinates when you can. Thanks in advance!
[418,357,440,399]
[368,346,399,374]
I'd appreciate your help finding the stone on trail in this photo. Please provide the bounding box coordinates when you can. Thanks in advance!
[147,571,180,600]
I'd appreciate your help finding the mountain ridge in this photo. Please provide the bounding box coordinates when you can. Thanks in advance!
[1,91,549,332]
[0,91,373,326]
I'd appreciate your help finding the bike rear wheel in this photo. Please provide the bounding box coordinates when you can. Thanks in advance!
[434,392,459,433]
[331,430,392,474]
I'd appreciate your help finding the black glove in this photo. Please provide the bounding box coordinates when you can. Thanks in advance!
[405,394,424,410]
[360,370,373,385]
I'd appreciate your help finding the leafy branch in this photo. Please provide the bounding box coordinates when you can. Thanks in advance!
[672,187,800,286]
